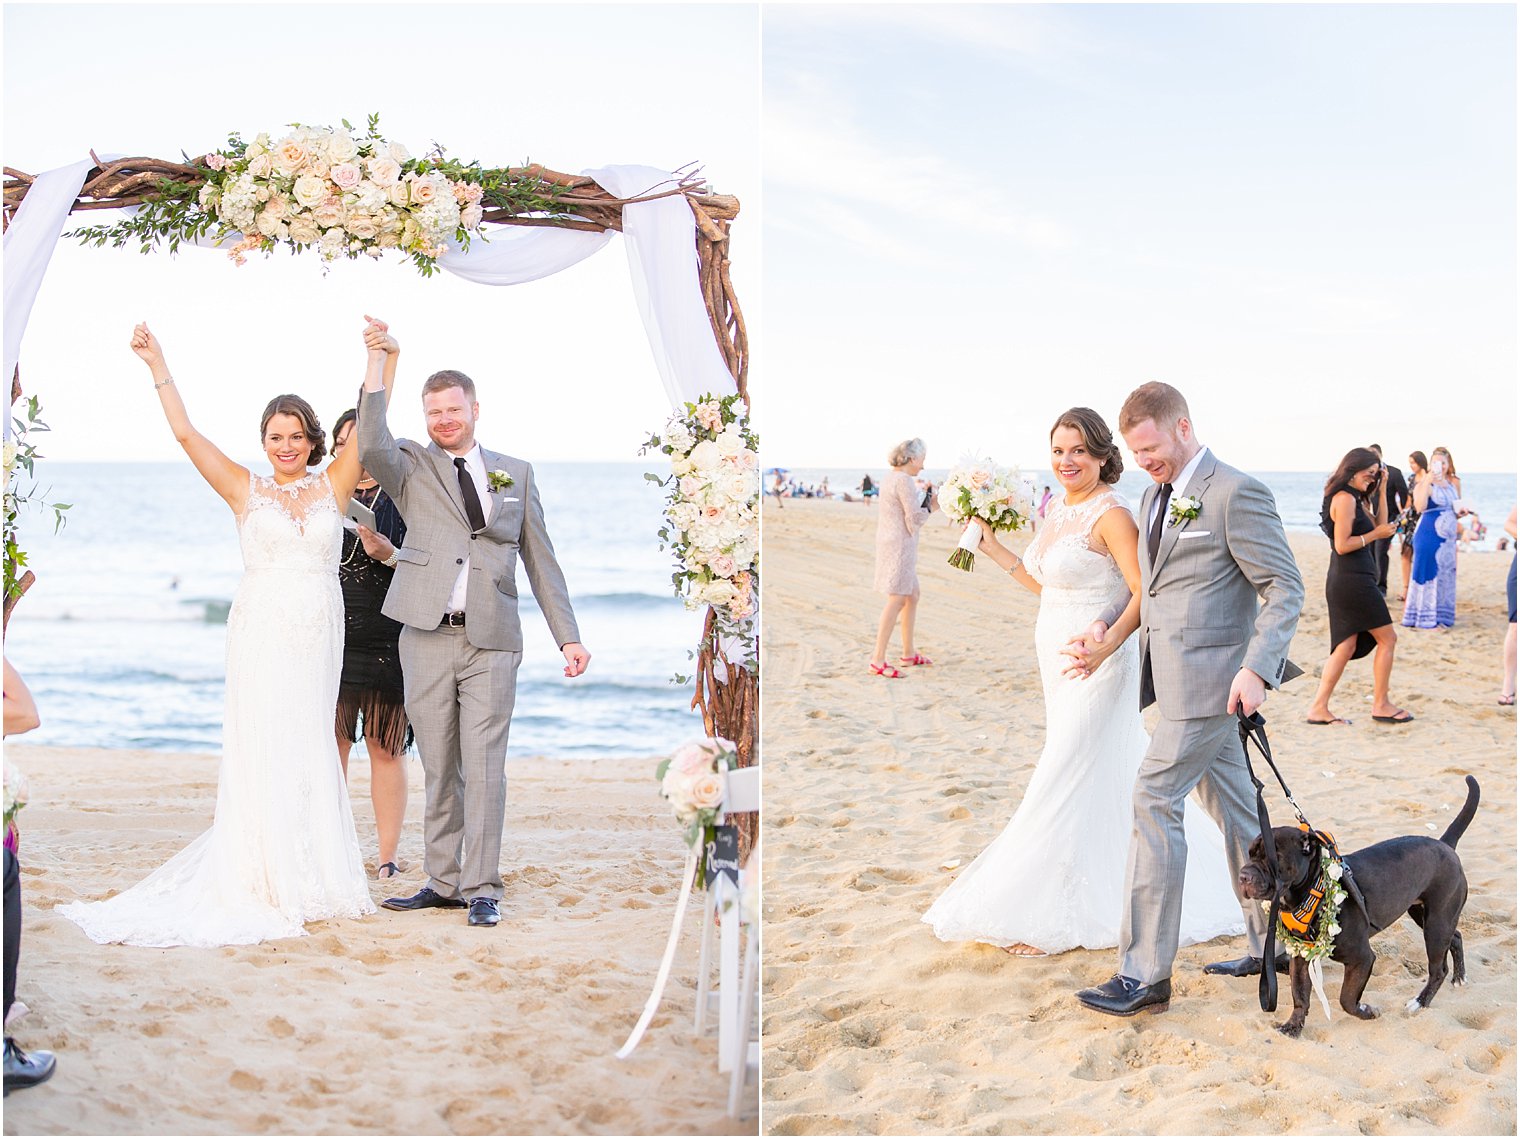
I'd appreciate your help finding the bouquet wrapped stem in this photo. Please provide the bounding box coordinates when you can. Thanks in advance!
[949,522,982,571]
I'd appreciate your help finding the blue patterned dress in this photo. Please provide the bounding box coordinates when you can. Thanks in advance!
[1403,480,1459,628]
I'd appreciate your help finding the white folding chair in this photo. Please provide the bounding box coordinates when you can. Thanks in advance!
[727,839,760,1119]
[694,765,759,1074]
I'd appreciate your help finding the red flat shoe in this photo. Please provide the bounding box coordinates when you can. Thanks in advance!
[870,661,904,678]
[899,653,934,667]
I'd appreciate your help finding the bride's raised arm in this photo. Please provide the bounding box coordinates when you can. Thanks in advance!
[326,315,399,508]
[130,323,250,513]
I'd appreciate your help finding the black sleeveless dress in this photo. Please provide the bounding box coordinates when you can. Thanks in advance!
[335,484,413,754]
[1320,491,1391,660]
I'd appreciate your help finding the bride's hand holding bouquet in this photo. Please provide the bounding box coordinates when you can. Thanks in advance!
[940,456,1034,571]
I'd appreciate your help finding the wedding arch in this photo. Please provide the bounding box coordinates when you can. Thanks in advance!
[2,127,756,795]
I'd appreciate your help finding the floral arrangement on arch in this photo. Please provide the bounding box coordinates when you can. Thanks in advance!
[643,393,759,668]
[199,116,485,270]
[73,114,566,277]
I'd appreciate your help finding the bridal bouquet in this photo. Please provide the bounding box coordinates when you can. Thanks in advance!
[657,737,739,850]
[939,456,1034,571]
[642,394,760,669]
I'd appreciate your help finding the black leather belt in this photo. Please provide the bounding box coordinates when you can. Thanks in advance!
[440,612,466,627]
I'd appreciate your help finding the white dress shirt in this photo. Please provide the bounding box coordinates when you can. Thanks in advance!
[445,444,492,615]
[1148,445,1210,532]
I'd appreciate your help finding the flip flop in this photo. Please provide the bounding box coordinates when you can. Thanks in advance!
[869,661,904,679]
[899,653,934,667]
[1372,711,1415,724]
[1306,717,1352,726]
[1500,694,1516,706]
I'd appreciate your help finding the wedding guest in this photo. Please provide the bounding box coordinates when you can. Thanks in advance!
[3,658,56,1096]
[860,474,876,500]
[1397,450,1429,600]
[1367,444,1407,593]
[331,410,413,880]
[1502,506,1517,707]
[1306,449,1410,725]
[870,438,936,677]
[1404,446,1462,629]
[771,469,786,510]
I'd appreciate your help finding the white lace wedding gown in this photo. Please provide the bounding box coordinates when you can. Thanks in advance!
[923,490,1245,953]
[59,473,375,947]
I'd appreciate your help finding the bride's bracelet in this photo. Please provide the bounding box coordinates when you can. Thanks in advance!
[1005,553,1022,577]
[153,375,175,389]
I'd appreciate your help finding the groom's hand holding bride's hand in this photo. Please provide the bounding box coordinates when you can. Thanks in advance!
[362,314,399,358]
[1061,621,1113,679]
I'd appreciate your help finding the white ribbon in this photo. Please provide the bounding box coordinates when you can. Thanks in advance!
[956,521,981,555]
[615,847,698,1059]
[1308,956,1333,1023]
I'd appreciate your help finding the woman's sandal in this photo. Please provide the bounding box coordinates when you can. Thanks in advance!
[870,661,904,678]
[1500,694,1516,706]
[1001,943,1048,958]
[377,861,400,880]
[899,653,934,667]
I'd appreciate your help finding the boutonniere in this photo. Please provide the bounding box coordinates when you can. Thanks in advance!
[487,469,514,492]
[1168,496,1201,526]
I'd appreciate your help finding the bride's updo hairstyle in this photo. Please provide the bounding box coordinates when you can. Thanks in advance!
[259,394,327,466]
[888,438,926,468]
[1050,407,1123,484]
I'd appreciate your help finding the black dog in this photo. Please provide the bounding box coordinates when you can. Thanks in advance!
[1238,775,1479,1038]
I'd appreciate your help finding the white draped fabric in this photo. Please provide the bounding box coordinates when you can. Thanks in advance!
[1,159,736,441]
[3,157,96,437]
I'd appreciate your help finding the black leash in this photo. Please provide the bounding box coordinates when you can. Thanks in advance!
[1234,709,1368,1012]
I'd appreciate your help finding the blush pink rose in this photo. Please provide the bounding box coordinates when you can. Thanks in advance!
[409,176,438,204]
[688,773,725,811]
[329,163,363,190]
[274,140,309,174]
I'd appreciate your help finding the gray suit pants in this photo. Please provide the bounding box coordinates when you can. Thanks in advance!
[399,623,521,902]
[1119,714,1268,984]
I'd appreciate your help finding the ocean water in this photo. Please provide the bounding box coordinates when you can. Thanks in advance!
[4,461,703,758]
[781,467,1518,541]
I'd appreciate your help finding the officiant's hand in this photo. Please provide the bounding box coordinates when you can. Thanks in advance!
[1061,620,1113,679]
[354,524,395,563]
[561,642,591,678]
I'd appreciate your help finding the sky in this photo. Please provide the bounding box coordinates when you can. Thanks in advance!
[3,2,760,464]
[762,3,1517,474]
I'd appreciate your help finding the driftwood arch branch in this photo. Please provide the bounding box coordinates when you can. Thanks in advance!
[3,155,748,399]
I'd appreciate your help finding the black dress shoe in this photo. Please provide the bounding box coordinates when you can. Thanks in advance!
[380,886,467,912]
[1074,974,1172,1017]
[4,1038,57,1096]
[1202,953,1290,977]
[468,898,500,927]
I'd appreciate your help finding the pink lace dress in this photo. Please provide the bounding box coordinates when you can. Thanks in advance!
[874,470,931,594]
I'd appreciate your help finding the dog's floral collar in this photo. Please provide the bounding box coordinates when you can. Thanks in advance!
[1168,495,1201,527]
[1262,842,1347,962]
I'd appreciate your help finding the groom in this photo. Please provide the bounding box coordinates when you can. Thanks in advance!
[357,320,590,929]
[1066,382,1304,1016]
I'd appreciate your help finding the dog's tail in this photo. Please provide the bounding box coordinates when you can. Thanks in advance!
[1439,776,1481,849]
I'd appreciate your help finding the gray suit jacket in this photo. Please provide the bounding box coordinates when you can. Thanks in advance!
[1102,450,1304,720]
[355,387,580,653]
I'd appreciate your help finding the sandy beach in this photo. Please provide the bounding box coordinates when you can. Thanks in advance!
[2,747,756,1135]
[760,496,1516,1135]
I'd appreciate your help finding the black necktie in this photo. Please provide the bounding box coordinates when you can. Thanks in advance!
[454,457,486,532]
[1147,482,1173,564]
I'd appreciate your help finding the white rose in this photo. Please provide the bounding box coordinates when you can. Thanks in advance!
[460,203,484,230]
[292,174,328,209]
[255,209,283,238]
[688,772,725,811]
[688,440,722,472]
[319,228,348,258]
[312,200,345,229]
[387,141,411,164]
[345,215,380,241]
[377,228,401,249]
[388,181,411,208]
[287,216,320,244]
[715,430,742,459]
[366,156,402,188]
[326,132,358,163]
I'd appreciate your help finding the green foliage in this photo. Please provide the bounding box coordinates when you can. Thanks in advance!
[5,396,72,602]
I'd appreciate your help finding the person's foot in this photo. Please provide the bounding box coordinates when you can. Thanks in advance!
[377,861,400,880]
[1306,715,1352,726]
[1001,942,1048,957]
[1074,974,1171,1017]
[869,661,904,678]
[380,886,467,911]
[898,653,933,667]
[1500,693,1517,706]
[1203,953,1290,977]
[4,1039,56,1096]
[1371,708,1415,724]
[468,898,501,927]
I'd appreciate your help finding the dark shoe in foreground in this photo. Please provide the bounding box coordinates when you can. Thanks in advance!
[1203,953,1290,977]
[1074,974,1171,1017]
[380,886,468,912]
[468,898,501,927]
[4,1039,57,1096]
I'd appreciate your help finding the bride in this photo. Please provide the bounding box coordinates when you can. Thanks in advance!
[923,407,1244,956]
[58,319,398,947]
